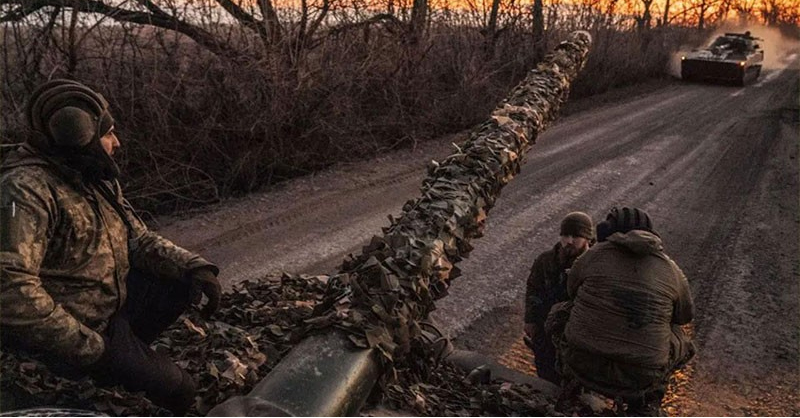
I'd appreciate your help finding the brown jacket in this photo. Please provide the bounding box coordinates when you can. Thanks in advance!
[564,230,694,368]
[0,145,216,367]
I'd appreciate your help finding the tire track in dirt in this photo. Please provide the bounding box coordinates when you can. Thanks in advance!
[663,81,800,416]
[159,147,456,286]
[192,167,424,253]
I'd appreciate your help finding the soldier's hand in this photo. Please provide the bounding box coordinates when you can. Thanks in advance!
[189,268,222,318]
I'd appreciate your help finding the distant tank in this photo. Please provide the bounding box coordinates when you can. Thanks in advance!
[681,32,764,86]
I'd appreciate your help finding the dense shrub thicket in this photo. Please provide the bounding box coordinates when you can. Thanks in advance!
[1,20,708,214]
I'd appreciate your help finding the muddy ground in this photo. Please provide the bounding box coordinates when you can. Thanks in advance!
[159,58,800,415]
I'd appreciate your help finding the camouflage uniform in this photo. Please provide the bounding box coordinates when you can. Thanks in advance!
[0,144,217,368]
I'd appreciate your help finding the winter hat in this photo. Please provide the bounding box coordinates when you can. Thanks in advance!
[25,79,120,180]
[604,207,657,236]
[26,79,114,148]
[560,211,594,240]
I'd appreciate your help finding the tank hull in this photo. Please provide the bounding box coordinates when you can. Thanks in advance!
[681,58,762,85]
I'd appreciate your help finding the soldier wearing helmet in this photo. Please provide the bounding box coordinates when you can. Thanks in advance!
[557,207,695,415]
[523,211,594,384]
[0,79,222,414]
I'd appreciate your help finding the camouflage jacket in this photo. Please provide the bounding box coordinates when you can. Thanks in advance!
[0,144,217,367]
[565,230,694,368]
[524,243,570,329]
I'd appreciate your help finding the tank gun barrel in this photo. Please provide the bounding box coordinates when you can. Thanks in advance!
[208,30,593,417]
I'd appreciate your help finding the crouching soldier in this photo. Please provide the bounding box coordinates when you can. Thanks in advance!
[524,212,594,384]
[0,79,222,414]
[557,207,695,416]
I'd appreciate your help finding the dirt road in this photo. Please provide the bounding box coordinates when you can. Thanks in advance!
[159,58,799,415]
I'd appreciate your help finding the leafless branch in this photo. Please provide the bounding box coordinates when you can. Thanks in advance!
[1,0,242,60]
[305,0,331,44]
[0,0,50,22]
[214,0,270,46]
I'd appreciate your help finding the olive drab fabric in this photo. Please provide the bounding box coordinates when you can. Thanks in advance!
[26,79,114,149]
[524,242,573,384]
[524,243,570,327]
[25,79,121,180]
[0,144,217,368]
[559,212,594,241]
[564,230,694,369]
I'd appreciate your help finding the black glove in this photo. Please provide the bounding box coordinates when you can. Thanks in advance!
[188,268,222,318]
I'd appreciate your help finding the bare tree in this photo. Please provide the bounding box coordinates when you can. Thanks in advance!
[482,0,502,56]
[697,0,710,29]
[757,0,798,25]
[678,0,720,30]
[635,0,654,29]
[409,0,427,45]
[731,0,759,24]
[1,1,243,60]
[532,0,545,59]
[0,0,365,66]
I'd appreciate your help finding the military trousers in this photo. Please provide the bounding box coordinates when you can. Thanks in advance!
[558,325,696,403]
[530,329,561,385]
[89,269,196,414]
[121,268,192,344]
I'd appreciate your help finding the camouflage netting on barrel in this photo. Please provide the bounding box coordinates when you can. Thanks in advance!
[305,31,592,371]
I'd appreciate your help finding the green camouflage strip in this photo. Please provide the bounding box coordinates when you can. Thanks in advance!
[309,31,593,363]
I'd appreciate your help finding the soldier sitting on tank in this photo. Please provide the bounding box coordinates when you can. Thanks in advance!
[554,207,695,416]
[0,79,223,414]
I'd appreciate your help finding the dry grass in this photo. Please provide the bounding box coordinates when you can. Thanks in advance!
[1,17,703,214]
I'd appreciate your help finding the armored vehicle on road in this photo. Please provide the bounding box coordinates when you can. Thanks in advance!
[681,32,764,85]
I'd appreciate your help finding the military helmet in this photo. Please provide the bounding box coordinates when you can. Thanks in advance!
[26,79,114,149]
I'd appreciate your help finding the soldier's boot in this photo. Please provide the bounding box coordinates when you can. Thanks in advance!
[625,389,666,417]
[151,368,196,415]
[555,375,583,412]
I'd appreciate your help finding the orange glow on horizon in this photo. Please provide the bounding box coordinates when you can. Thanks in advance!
[140,0,800,27]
